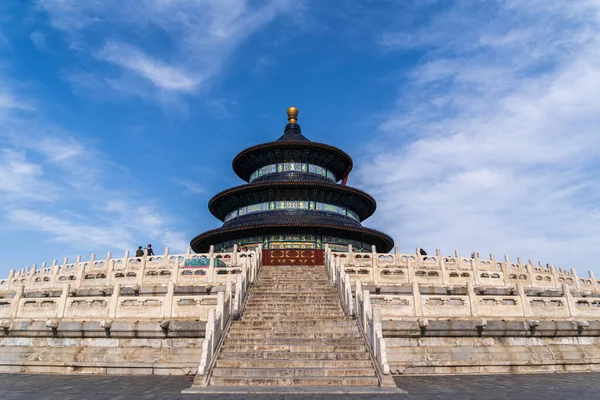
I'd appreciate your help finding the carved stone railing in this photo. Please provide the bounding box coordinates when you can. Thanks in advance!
[325,245,390,375]
[0,245,257,292]
[330,245,599,292]
[196,246,259,376]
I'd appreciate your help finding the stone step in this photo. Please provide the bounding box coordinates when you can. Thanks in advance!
[251,291,338,295]
[246,299,340,303]
[242,310,344,321]
[244,304,341,309]
[228,325,359,334]
[211,367,376,378]
[218,351,372,361]
[249,293,339,298]
[221,344,369,353]
[209,376,380,387]
[258,278,329,281]
[215,359,373,369]
[254,287,333,291]
[246,301,340,304]
[242,308,343,313]
[224,338,366,346]
[234,320,356,328]
[243,309,343,315]
[241,315,345,321]
[227,331,362,339]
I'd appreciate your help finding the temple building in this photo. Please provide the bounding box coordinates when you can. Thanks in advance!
[190,107,394,254]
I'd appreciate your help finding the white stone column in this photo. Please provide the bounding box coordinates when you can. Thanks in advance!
[163,281,175,319]
[109,283,121,318]
[466,281,479,317]
[412,281,423,317]
[105,252,113,286]
[8,285,24,319]
[57,283,70,318]
[562,283,575,317]
[7,269,15,291]
[517,283,530,317]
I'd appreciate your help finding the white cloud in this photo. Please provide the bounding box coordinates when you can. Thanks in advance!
[29,31,51,53]
[173,179,205,195]
[35,0,298,101]
[0,105,189,258]
[359,0,600,273]
[95,41,200,92]
[0,149,58,201]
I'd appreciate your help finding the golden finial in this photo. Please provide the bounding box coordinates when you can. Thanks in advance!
[287,106,299,123]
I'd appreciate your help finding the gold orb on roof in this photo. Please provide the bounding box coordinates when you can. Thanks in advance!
[287,106,299,123]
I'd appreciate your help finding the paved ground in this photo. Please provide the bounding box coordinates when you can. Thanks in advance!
[0,373,597,399]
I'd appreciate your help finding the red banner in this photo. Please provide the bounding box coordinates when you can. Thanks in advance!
[262,249,324,266]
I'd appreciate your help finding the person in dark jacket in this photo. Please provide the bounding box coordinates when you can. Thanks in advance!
[146,244,155,256]
[135,246,144,257]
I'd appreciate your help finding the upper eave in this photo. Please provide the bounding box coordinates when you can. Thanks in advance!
[232,140,353,182]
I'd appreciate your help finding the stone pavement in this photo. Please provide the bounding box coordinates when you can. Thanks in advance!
[0,373,598,399]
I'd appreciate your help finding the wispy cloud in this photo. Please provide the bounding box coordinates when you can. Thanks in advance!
[0,84,188,257]
[95,41,201,93]
[35,0,298,102]
[29,31,52,54]
[358,0,600,271]
[173,179,205,195]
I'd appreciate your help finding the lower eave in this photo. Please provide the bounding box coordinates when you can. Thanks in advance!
[190,222,394,253]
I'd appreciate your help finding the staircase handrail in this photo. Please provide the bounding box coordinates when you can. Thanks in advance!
[325,246,390,375]
[197,246,261,376]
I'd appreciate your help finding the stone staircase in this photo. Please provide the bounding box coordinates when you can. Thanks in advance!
[207,264,380,386]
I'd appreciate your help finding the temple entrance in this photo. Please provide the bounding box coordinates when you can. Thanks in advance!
[262,249,324,266]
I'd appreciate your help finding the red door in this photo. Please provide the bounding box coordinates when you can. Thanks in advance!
[262,249,324,266]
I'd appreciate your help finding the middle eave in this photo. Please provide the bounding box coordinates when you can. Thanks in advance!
[208,181,377,221]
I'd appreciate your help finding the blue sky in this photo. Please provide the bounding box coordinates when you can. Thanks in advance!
[1,0,600,277]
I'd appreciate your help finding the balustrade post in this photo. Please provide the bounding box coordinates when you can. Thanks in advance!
[571,268,580,290]
[105,252,113,286]
[109,283,121,318]
[233,274,243,317]
[9,285,24,318]
[406,253,414,284]
[354,280,362,323]
[163,281,175,319]
[226,281,233,314]
[171,254,180,284]
[57,283,70,318]
[136,254,146,285]
[207,257,215,284]
[562,283,576,317]
[217,291,225,330]
[362,289,371,332]
[471,254,481,286]
[371,245,377,284]
[589,270,599,293]
[75,256,84,289]
[438,249,449,285]
[344,273,354,316]
[517,283,530,317]
[7,269,15,291]
[347,244,353,265]
[232,244,238,266]
[124,250,130,268]
[393,246,400,267]
[412,281,423,317]
[466,281,479,317]
[497,254,510,287]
